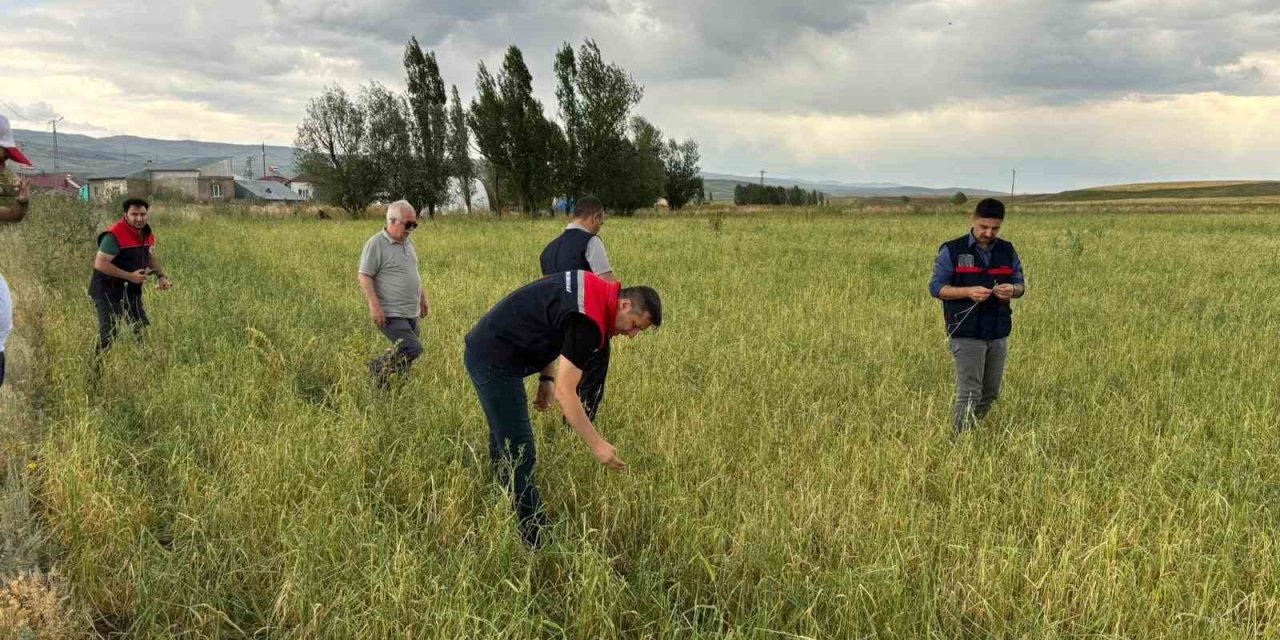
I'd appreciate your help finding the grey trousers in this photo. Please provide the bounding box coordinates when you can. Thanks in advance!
[370,317,423,385]
[949,337,1009,432]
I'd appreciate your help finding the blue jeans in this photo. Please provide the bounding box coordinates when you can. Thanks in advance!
[464,348,545,546]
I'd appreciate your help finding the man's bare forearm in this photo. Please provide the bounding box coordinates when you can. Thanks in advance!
[93,254,135,281]
[147,253,166,277]
[556,382,605,451]
[357,274,381,307]
[938,285,975,301]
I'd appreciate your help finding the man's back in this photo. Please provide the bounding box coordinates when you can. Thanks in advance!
[540,222,612,276]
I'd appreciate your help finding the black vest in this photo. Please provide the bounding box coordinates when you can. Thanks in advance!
[540,227,595,275]
[465,273,590,376]
[941,235,1016,340]
[89,225,153,298]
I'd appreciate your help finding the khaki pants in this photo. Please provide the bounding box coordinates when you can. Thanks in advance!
[950,337,1009,432]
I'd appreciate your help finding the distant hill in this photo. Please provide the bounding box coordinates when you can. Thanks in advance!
[1034,180,1280,203]
[9,128,1013,202]
[700,172,1004,202]
[10,129,296,178]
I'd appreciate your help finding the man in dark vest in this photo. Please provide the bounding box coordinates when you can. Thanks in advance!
[89,198,173,352]
[929,198,1026,433]
[538,195,616,422]
[464,271,662,546]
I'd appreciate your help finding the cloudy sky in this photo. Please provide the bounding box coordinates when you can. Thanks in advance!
[3,0,1279,192]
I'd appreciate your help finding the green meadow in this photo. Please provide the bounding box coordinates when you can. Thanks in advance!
[2,200,1278,638]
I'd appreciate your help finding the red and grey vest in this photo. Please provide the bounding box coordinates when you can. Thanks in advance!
[539,227,595,275]
[941,234,1016,340]
[465,270,621,375]
[89,219,155,297]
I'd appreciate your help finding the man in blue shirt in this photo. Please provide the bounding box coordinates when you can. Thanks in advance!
[929,198,1026,433]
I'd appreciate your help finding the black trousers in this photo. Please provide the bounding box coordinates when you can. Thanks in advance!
[578,340,610,422]
[92,290,149,352]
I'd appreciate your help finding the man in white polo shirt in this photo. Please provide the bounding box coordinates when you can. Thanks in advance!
[358,200,431,388]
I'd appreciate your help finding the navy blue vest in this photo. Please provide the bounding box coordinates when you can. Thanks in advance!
[540,228,594,275]
[941,235,1016,340]
[466,272,593,376]
[89,223,153,298]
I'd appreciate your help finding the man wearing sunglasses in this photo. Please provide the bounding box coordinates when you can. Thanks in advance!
[359,200,430,388]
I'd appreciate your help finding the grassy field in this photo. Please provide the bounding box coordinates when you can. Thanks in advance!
[3,200,1280,638]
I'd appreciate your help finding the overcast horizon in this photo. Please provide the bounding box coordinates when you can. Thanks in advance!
[3,0,1279,193]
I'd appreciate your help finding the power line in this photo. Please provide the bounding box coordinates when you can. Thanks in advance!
[0,98,35,122]
[50,117,65,171]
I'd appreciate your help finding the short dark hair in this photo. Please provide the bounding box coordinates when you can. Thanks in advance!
[974,198,1005,219]
[122,198,150,214]
[574,195,603,218]
[620,285,662,327]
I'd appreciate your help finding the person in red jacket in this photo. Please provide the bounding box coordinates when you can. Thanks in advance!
[464,270,662,547]
[0,113,33,388]
[89,198,173,352]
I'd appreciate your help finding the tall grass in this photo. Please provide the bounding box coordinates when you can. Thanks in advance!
[5,200,1280,637]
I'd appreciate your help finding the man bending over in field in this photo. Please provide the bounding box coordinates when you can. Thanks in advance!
[929,198,1026,433]
[464,271,661,547]
[359,200,430,389]
[0,114,34,387]
[89,198,173,353]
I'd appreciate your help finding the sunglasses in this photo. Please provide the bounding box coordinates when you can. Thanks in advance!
[398,220,418,231]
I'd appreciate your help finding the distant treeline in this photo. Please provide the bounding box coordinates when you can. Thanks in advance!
[733,183,827,206]
[296,38,703,217]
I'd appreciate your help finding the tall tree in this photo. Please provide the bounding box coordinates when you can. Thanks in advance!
[468,61,509,214]
[489,46,561,214]
[614,116,665,212]
[447,84,476,213]
[361,82,415,204]
[294,85,379,217]
[404,37,450,217]
[661,137,703,210]
[553,43,584,210]
[575,39,644,210]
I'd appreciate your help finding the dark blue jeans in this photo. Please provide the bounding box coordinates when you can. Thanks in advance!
[464,348,545,546]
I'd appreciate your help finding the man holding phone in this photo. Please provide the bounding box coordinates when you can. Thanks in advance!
[89,198,173,352]
[930,198,1026,433]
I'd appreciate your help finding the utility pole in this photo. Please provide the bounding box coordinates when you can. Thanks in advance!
[261,143,267,179]
[1010,169,1017,197]
[50,116,64,171]
[759,169,766,186]
[245,155,254,179]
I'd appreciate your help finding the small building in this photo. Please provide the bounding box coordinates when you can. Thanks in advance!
[86,157,235,202]
[288,175,316,200]
[234,178,305,202]
[21,173,84,197]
